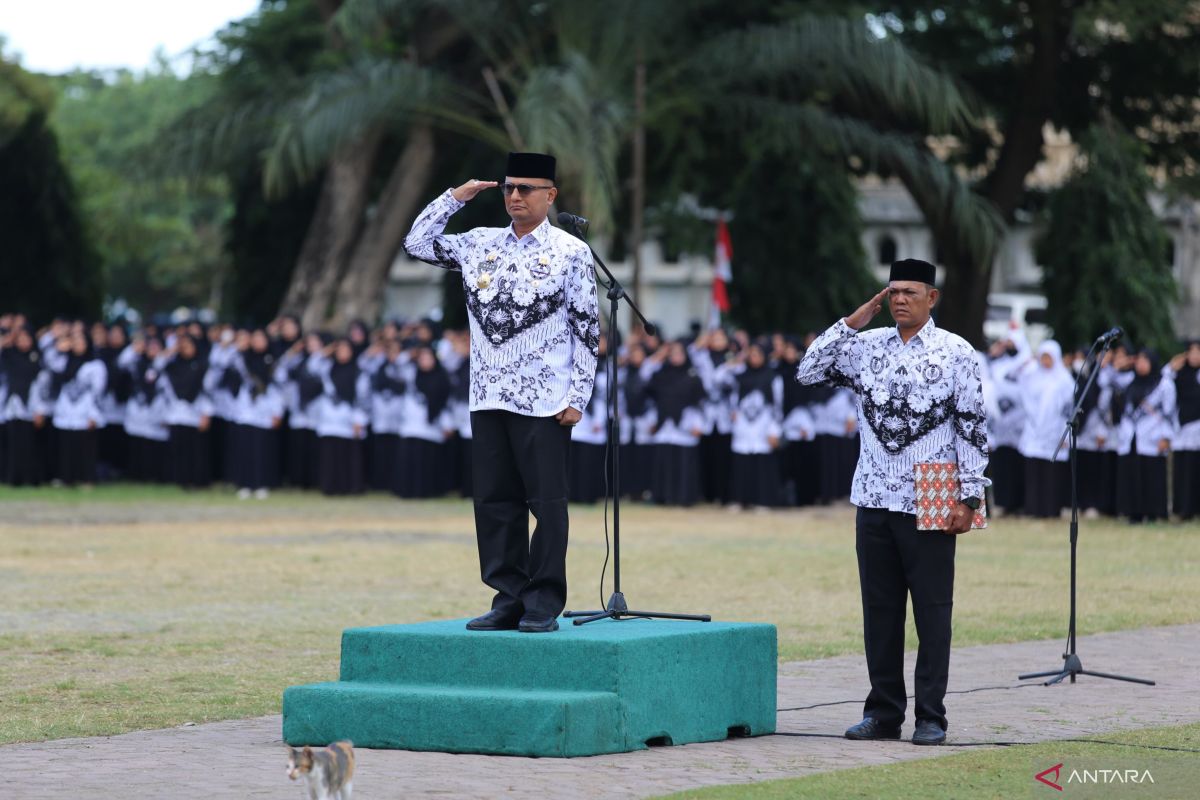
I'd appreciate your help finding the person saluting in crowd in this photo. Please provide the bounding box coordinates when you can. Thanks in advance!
[404,152,600,633]
[796,259,989,746]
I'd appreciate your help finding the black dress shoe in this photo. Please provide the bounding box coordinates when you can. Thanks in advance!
[844,717,902,741]
[465,608,522,631]
[911,719,947,746]
[517,614,560,633]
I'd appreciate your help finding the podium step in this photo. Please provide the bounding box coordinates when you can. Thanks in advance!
[284,617,777,757]
[283,682,624,757]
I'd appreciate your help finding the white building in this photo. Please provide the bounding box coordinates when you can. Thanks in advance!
[386,178,1200,339]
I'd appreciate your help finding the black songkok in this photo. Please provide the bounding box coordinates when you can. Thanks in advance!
[889,258,936,286]
[506,152,556,182]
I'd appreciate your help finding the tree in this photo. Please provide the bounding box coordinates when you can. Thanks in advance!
[50,62,232,317]
[0,52,101,322]
[728,152,875,334]
[1036,124,1176,353]
[876,0,1200,346]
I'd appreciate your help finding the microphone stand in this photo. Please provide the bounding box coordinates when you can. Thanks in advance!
[1018,335,1153,686]
[560,218,710,625]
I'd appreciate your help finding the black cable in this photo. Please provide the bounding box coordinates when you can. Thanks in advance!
[775,681,1200,753]
[597,301,617,610]
[769,732,1200,753]
[776,682,1038,712]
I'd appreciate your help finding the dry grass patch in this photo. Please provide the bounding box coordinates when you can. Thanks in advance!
[1,485,1198,743]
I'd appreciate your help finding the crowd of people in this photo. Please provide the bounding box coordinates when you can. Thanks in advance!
[0,311,1196,521]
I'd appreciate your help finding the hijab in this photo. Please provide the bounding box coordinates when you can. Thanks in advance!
[648,351,706,426]
[1,332,41,402]
[1177,343,1200,426]
[50,341,91,399]
[165,341,206,403]
[242,347,275,398]
[329,349,360,405]
[1123,348,1162,413]
[415,352,452,423]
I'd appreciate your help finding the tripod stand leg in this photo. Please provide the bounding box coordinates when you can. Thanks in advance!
[1077,670,1156,686]
[623,610,712,622]
[1043,671,1072,686]
[1019,669,1066,680]
[569,610,617,625]
[564,610,604,617]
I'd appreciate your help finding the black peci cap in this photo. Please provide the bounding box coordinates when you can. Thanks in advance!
[506,152,556,182]
[889,258,937,285]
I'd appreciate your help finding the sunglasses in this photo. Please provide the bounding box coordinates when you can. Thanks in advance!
[501,182,555,197]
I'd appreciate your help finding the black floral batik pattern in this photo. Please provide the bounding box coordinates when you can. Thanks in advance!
[404,189,599,417]
[796,317,991,513]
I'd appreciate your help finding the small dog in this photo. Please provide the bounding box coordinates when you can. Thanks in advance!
[286,741,355,800]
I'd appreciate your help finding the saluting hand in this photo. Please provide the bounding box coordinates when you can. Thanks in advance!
[845,287,890,331]
[451,179,499,203]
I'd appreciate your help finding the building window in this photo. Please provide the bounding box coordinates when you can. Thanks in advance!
[877,234,897,265]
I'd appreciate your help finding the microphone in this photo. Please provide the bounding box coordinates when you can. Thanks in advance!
[557,211,588,228]
[1096,327,1123,345]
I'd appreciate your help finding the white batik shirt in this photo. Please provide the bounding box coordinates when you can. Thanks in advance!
[796,317,990,513]
[404,190,600,417]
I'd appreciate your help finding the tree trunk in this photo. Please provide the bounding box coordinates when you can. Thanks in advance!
[913,0,1071,347]
[324,124,436,327]
[278,133,382,329]
[630,54,647,316]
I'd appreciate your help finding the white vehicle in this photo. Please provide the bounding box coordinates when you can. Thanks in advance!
[984,292,1051,347]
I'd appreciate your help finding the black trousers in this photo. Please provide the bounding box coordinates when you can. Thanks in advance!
[856,507,956,731]
[471,410,571,619]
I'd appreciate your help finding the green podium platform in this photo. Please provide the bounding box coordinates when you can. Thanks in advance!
[282,617,777,757]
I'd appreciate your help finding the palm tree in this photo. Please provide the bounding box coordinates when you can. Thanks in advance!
[166,0,1004,328]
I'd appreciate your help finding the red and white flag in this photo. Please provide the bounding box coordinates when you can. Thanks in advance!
[710,218,733,328]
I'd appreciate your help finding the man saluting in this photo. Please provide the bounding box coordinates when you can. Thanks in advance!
[404,152,599,633]
[796,259,989,745]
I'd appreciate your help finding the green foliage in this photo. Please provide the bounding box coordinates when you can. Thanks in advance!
[50,63,232,317]
[728,154,874,335]
[0,54,101,322]
[225,166,323,326]
[1037,125,1177,352]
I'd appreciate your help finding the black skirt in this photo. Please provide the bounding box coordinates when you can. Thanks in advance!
[1117,453,1168,521]
[286,427,319,489]
[1174,450,1200,519]
[651,444,701,507]
[4,419,44,486]
[569,441,607,504]
[1077,450,1116,515]
[56,427,98,485]
[699,432,732,504]
[730,452,782,507]
[169,425,212,488]
[98,424,128,477]
[816,434,854,503]
[318,436,365,495]
[989,445,1025,513]
[394,437,452,498]
[236,426,281,490]
[369,432,400,492]
[453,435,473,498]
[622,440,654,501]
[1023,457,1068,518]
[780,439,820,506]
[127,436,167,483]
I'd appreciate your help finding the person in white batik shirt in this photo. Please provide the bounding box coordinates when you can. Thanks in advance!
[796,259,989,748]
[404,152,599,634]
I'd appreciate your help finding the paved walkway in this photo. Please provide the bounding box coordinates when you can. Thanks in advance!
[2,624,1197,799]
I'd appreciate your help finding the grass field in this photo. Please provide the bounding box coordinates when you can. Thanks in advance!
[661,722,1200,799]
[2,484,1199,745]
